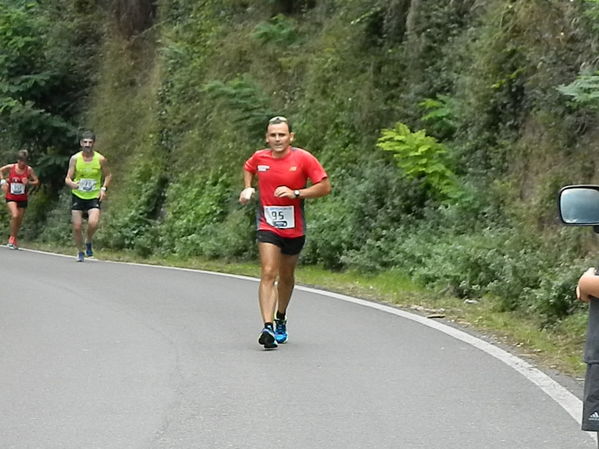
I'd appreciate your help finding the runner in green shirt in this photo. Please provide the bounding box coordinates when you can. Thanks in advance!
[64,131,111,262]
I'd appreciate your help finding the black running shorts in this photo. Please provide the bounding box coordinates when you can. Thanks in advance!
[256,230,306,256]
[6,199,27,209]
[71,194,101,211]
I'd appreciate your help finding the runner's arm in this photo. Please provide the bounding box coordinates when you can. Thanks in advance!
[239,170,256,205]
[99,156,112,201]
[0,164,10,192]
[100,156,112,189]
[64,156,78,189]
[0,164,12,179]
[299,177,331,199]
[28,167,40,187]
[274,177,332,200]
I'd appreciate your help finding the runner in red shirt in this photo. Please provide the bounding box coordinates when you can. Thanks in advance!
[0,150,40,249]
[240,116,331,349]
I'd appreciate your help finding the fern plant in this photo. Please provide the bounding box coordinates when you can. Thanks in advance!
[557,71,599,111]
[376,122,461,201]
[202,77,273,136]
[251,14,298,46]
[419,94,456,139]
[583,0,599,33]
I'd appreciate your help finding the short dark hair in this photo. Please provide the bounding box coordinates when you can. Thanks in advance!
[80,130,96,141]
[16,149,28,161]
[267,116,292,132]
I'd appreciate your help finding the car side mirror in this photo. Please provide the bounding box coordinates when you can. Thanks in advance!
[558,185,599,232]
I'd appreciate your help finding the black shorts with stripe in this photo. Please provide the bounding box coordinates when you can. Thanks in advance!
[71,194,101,211]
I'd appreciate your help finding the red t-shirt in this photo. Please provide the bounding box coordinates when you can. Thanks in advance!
[244,147,328,238]
[5,164,32,202]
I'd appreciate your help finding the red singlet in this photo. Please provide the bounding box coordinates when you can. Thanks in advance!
[5,164,31,202]
[244,147,328,238]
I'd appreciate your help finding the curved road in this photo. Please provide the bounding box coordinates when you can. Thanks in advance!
[0,247,594,448]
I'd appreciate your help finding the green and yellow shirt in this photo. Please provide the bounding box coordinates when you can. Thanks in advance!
[72,151,104,200]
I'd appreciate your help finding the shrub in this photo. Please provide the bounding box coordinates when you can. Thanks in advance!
[160,171,233,257]
[303,160,425,270]
[195,208,256,260]
[302,194,354,269]
[252,14,298,46]
[35,189,72,245]
[529,262,588,325]
[98,159,167,252]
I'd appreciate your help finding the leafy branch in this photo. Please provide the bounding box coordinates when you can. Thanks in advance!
[557,71,599,111]
[376,122,462,202]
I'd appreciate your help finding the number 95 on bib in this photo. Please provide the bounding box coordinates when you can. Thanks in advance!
[264,206,295,229]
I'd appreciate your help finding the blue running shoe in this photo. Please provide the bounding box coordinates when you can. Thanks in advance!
[85,242,93,257]
[258,327,278,349]
[76,251,85,262]
[275,319,288,344]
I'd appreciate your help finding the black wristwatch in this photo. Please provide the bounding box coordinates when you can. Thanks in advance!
[294,189,301,198]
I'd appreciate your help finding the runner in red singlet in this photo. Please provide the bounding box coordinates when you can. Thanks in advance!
[240,116,332,349]
[0,150,40,249]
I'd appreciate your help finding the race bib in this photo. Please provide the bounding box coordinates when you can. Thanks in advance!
[78,178,97,192]
[264,206,295,229]
[10,183,25,195]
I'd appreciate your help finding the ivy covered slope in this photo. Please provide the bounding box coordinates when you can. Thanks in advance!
[5,0,599,328]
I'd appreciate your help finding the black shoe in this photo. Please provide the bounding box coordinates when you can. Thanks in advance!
[258,327,278,349]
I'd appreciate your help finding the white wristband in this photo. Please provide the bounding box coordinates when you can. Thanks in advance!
[100,187,107,192]
[0,179,6,185]
[241,187,255,201]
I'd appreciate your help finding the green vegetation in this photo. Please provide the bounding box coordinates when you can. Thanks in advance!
[3,0,599,375]
[558,71,599,111]
[376,122,461,201]
[0,0,101,180]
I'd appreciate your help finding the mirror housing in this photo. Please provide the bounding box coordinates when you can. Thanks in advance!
[558,185,599,228]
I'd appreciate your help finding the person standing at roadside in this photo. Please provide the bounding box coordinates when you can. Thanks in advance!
[0,150,40,249]
[239,116,332,349]
[64,131,111,262]
[577,271,599,448]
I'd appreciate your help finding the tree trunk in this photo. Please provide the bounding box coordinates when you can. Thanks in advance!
[112,0,157,37]
[406,0,421,37]
[383,0,411,43]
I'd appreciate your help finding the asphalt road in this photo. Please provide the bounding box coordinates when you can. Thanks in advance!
[0,247,595,449]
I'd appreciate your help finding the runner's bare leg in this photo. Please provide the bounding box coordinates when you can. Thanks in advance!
[71,210,84,251]
[7,201,19,239]
[258,242,281,323]
[15,208,25,237]
[86,208,101,243]
[277,253,299,315]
